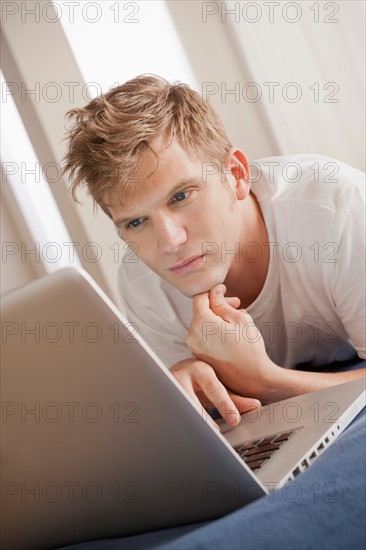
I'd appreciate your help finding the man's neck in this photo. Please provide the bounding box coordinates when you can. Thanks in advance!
[224,192,270,309]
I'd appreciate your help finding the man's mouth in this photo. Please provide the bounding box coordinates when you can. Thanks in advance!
[169,255,205,275]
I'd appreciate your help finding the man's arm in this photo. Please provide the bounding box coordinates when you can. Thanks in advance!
[185,285,365,404]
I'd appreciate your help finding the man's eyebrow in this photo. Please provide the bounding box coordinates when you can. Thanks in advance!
[114,177,200,226]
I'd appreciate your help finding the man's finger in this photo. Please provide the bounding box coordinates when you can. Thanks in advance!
[174,371,220,431]
[198,374,241,427]
[225,296,241,309]
[209,285,241,323]
[228,392,261,415]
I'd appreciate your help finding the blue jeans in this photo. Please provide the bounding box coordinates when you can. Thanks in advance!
[60,362,365,550]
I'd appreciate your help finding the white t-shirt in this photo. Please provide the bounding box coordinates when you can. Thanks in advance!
[118,154,365,370]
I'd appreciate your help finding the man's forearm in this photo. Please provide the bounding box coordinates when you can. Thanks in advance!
[187,287,365,403]
[262,362,366,403]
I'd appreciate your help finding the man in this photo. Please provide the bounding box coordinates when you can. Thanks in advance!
[61,74,365,550]
[63,74,365,428]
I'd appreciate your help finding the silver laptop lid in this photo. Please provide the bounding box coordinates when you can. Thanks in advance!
[1,268,267,550]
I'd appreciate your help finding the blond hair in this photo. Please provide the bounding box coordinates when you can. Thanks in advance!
[62,74,232,215]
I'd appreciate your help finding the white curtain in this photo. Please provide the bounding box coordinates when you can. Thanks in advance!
[224,0,365,169]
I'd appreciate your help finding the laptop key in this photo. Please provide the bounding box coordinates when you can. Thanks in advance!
[234,439,261,453]
[245,458,267,470]
[257,436,276,447]
[273,431,296,443]
[244,449,278,462]
[243,443,281,457]
[234,431,296,463]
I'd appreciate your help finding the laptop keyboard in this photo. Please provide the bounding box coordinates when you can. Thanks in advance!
[234,431,296,472]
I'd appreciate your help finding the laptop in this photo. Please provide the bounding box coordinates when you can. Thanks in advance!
[1,267,365,550]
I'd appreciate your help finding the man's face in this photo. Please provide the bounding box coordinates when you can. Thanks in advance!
[109,138,248,297]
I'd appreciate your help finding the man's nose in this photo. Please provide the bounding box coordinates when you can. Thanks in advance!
[155,213,187,253]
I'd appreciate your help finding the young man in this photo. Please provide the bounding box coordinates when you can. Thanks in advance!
[63,74,365,428]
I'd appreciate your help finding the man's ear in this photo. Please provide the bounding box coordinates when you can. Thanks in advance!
[225,148,251,200]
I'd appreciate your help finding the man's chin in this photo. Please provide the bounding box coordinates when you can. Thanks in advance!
[172,278,224,299]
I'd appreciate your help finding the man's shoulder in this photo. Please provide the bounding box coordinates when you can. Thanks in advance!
[251,153,365,205]
[253,153,364,175]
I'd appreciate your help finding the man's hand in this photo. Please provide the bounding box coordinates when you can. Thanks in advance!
[186,284,278,400]
[187,284,366,402]
[170,358,261,430]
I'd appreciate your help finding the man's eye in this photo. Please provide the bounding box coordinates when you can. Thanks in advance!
[127,218,144,229]
[171,191,189,203]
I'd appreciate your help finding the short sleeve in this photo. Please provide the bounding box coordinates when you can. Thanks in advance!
[331,175,366,359]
